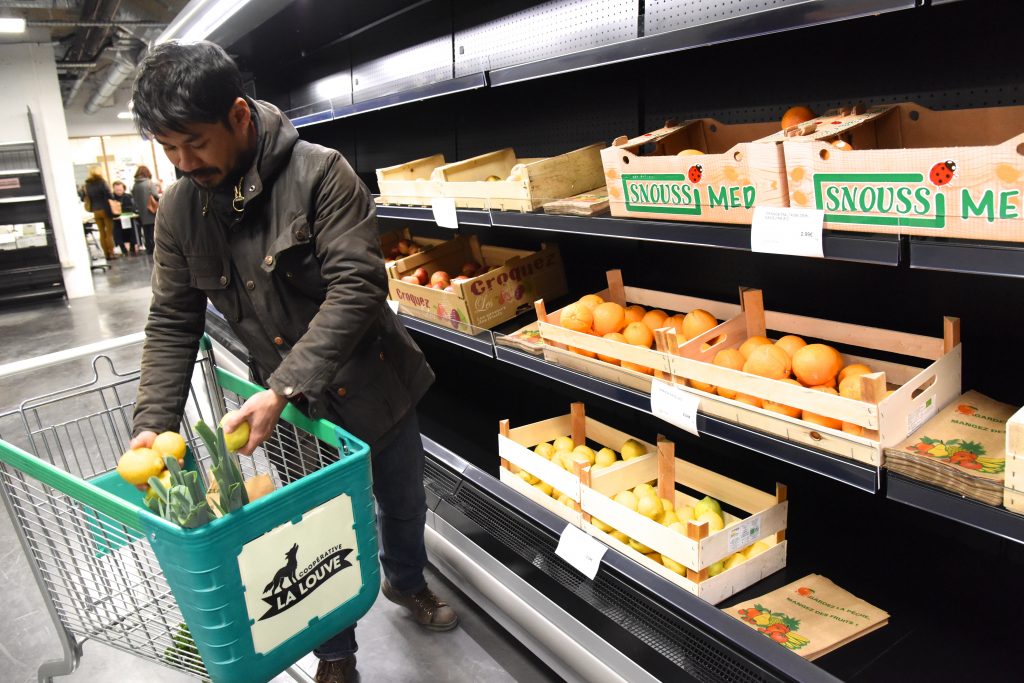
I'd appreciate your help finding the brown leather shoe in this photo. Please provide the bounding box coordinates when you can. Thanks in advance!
[315,655,359,683]
[382,581,459,631]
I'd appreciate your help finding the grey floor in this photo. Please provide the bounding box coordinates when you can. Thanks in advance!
[0,256,560,683]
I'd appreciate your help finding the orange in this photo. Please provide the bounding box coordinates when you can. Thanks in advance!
[622,361,654,376]
[568,346,596,359]
[763,378,802,418]
[838,363,872,384]
[624,305,646,323]
[774,335,807,358]
[597,332,626,365]
[831,140,854,152]
[738,335,773,360]
[802,385,841,430]
[781,105,815,130]
[735,393,763,408]
[622,321,654,348]
[842,422,864,436]
[592,302,626,336]
[559,302,594,333]
[690,379,716,394]
[682,309,717,341]
[792,344,843,387]
[641,309,669,333]
[743,345,792,380]
[577,294,605,312]
[714,348,745,370]
[663,315,685,336]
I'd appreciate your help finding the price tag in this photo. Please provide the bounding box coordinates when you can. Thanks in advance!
[430,197,459,229]
[386,299,400,314]
[751,206,825,258]
[554,524,607,580]
[728,516,763,553]
[650,379,700,437]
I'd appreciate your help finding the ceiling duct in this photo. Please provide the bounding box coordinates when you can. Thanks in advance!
[83,54,137,114]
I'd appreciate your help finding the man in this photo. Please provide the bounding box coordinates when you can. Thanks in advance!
[128,41,456,683]
[111,180,138,255]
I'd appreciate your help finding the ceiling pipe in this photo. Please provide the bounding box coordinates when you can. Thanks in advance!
[64,72,90,106]
[57,62,98,69]
[28,20,167,29]
[83,55,137,115]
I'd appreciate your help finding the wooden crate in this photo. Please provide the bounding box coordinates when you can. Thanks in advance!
[387,234,567,331]
[581,437,787,604]
[429,144,603,212]
[535,269,741,392]
[376,153,446,206]
[497,403,658,526]
[379,227,445,268]
[1006,407,1024,514]
[600,118,790,225]
[780,102,1024,242]
[658,288,962,466]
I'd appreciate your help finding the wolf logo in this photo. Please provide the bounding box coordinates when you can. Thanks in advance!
[263,543,299,594]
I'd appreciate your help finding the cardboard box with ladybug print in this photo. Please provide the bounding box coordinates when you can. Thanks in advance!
[600,118,796,225]
[779,102,1024,242]
[386,234,567,333]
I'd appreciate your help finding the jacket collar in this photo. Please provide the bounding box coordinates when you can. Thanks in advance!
[237,98,300,210]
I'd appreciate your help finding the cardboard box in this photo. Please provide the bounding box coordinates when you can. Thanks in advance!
[387,234,567,332]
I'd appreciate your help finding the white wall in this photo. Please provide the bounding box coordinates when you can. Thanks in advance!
[0,43,94,299]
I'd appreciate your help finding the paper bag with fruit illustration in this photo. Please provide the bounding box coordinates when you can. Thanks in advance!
[891,391,1015,483]
[727,574,888,660]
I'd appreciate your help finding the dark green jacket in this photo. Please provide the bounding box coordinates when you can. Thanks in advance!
[132,100,433,447]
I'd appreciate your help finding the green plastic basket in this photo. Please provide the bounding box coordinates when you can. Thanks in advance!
[0,367,379,683]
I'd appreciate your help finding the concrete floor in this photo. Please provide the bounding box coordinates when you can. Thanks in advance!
[0,256,559,683]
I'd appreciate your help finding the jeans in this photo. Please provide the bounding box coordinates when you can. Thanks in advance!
[314,410,428,661]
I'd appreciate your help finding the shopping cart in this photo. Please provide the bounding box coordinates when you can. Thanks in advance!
[0,335,380,683]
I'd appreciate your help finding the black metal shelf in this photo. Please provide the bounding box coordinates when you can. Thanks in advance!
[909,237,1024,279]
[886,472,1024,545]
[376,204,902,266]
[420,434,838,683]
[398,312,495,357]
[490,345,878,492]
[488,0,914,87]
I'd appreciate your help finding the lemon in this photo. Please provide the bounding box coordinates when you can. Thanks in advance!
[144,469,173,504]
[610,530,630,544]
[517,470,539,485]
[552,436,574,452]
[745,541,771,558]
[152,431,186,461]
[613,490,639,511]
[676,505,696,521]
[556,494,574,507]
[693,496,722,520]
[117,447,165,486]
[724,553,747,570]
[595,447,617,468]
[696,511,724,532]
[592,518,613,533]
[572,445,597,466]
[645,552,663,565]
[660,510,680,527]
[660,497,675,513]
[620,439,646,460]
[637,494,663,521]
[533,442,555,459]
[629,538,653,554]
[533,481,553,496]
[633,483,656,498]
[667,521,688,535]
[220,411,250,452]
[707,560,726,577]
[661,555,687,575]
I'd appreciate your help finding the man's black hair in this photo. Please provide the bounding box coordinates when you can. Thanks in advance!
[131,41,244,137]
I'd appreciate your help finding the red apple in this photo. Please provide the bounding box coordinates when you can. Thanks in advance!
[400,275,420,285]
[430,271,450,286]
[397,239,412,255]
[388,246,401,259]
[444,285,455,293]
[430,282,446,290]
[414,267,429,285]
[451,275,469,284]
[461,261,480,277]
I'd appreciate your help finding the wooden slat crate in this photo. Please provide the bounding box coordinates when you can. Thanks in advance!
[376,153,446,206]
[780,102,1024,242]
[580,436,788,605]
[658,288,962,467]
[1005,406,1024,514]
[433,144,606,212]
[600,118,790,225]
[386,234,567,332]
[535,269,741,392]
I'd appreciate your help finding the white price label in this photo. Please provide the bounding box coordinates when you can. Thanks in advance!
[751,206,825,258]
[555,524,607,580]
[907,395,938,434]
[386,299,400,314]
[430,197,459,229]
[650,379,701,437]
[727,516,763,553]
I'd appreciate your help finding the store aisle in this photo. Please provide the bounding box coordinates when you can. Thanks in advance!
[0,259,559,683]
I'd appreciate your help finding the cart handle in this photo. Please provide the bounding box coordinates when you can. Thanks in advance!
[0,440,142,530]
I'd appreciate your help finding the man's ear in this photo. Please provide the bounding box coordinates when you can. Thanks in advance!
[229,97,251,134]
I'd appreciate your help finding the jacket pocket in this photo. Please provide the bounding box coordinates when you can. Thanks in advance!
[186,254,240,322]
[263,217,326,303]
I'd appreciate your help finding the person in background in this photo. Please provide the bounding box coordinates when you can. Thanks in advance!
[112,180,138,256]
[133,165,159,254]
[84,166,117,260]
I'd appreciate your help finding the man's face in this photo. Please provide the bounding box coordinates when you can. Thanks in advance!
[154,98,252,189]
[113,185,124,197]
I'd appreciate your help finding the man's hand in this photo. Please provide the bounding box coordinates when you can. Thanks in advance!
[224,389,288,456]
[130,431,158,450]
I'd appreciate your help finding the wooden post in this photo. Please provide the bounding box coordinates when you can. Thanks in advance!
[859,372,888,441]
[775,483,788,543]
[499,419,511,472]
[685,520,710,583]
[570,402,586,448]
[575,460,592,522]
[656,436,675,504]
[740,287,767,338]
[534,299,548,323]
[1005,408,1024,514]
[943,316,961,354]
[606,269,627,307]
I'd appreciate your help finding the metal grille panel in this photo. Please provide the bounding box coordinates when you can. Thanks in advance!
[454,0,639,77]
[645,0,806,35]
